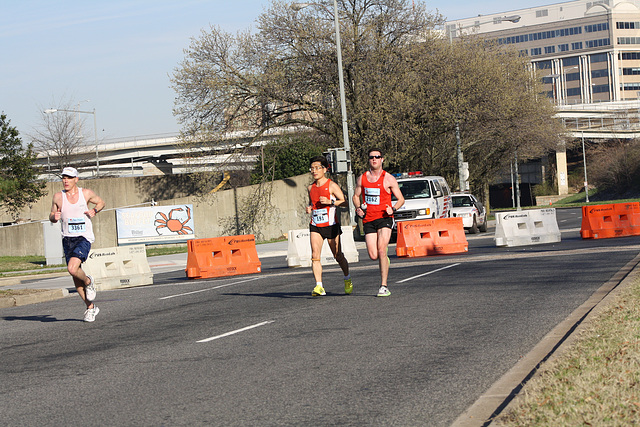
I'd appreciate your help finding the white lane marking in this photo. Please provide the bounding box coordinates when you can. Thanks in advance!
[396,263,460,284]
[197,321,274,343]
[159,277,262,300]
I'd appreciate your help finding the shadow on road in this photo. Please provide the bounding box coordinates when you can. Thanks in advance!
[2,315,81,323]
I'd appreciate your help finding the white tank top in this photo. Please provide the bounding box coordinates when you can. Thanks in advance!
[61,188,95,243]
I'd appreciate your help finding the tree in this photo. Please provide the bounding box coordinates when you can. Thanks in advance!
[171,0,563,193]
[0,113,47,219]
[250,134,330,183]
[30,100,92,171]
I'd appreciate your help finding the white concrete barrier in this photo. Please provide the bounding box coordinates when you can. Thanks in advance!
[287,227,359,268]
[495,208,561,247]
[83,244,153,290]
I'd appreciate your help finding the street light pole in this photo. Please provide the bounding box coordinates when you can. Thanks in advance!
[582,131,589,203]
[44,108,99,176]
[449,15,521,192]
[292,0,356,225]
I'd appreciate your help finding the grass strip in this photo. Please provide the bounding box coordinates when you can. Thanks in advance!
[494,275,640,425]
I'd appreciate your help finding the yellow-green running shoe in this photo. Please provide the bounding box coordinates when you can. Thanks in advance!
[312,284,326,296]
[377,286,391,297]
[344,278,353,295]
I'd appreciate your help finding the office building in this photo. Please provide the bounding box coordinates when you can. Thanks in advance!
[447,0,640,105]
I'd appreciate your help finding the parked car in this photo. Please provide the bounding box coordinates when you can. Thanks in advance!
[451,193,487,234]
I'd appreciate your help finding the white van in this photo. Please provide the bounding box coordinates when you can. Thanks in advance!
[392,173,452,225]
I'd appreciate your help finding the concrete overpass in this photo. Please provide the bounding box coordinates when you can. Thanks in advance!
[35,127,298,180]
[36,102,640,196]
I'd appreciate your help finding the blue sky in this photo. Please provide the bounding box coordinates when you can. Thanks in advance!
[2,0,556,142]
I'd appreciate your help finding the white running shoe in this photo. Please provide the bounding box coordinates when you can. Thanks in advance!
[83,306,100,322]
[377,286,391,297]
[85,275,96,302]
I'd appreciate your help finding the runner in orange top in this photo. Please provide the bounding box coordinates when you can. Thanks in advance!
[306,155,352,296]
[353,148,404,297]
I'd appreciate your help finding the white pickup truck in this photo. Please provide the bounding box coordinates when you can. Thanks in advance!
[392,173,452,224]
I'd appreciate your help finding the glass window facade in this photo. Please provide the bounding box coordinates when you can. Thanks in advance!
[618,37,640,45]
[586,38,611,48]
[585,22,609,32]
[592,84,609,93]
[592,69,609,78]
[617,21,640,29]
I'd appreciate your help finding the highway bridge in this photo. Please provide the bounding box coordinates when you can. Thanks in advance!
[35,101,640,181]
[35,127,295,180]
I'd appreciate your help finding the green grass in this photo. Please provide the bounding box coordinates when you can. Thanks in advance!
[553,189,640,208]
[145,245,188,257]
[142,236,286,258]
[494,275,640,425]
[0,256,65,273]
[491,190,640,213]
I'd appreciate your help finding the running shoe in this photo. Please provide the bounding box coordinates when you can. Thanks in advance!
[85,275,96,302]
[344,278,353,295]
[83,306,100,322]
[312,284,326,296]
[377,286,391,297]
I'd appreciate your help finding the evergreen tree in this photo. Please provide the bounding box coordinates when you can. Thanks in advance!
[0,113,47,219]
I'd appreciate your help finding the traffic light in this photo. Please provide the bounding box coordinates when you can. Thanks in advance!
[322,148,350,173]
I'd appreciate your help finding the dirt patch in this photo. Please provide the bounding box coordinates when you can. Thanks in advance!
[0,289,52,298]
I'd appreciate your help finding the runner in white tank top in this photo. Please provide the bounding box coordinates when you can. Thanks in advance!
[61,186,95,243]
[50,167,105,322]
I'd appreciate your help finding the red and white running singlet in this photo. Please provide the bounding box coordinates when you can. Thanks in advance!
[361,171,392,223]
[310,179,338,227]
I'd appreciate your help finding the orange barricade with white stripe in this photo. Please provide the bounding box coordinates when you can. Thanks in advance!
[396,217,468,257]
[186,234,262,279]
[581,202,640,239]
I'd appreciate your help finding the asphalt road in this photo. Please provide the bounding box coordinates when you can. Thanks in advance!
[2,208,639,426]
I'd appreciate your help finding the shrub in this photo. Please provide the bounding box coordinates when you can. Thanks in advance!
[588,139,640,197]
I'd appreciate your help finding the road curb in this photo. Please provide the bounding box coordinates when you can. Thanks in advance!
[0,288,70,308]
[452,251,640,426]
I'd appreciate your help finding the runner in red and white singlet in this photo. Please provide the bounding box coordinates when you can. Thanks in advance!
[353,148,404,297]
[306,155,352,296]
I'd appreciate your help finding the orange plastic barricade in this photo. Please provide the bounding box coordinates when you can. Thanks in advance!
[581,202,640,239]
[396,218,468,257]
[186,234,262,279]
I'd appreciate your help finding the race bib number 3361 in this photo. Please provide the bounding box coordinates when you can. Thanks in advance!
[68,217,86,234]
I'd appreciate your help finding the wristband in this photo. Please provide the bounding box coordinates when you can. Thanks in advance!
[93,208,98,215]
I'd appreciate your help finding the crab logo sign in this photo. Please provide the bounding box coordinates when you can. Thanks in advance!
[116,204,195,245]
[155,206,193,235]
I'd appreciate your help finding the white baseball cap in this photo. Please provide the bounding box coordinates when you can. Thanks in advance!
[61,167,78,178]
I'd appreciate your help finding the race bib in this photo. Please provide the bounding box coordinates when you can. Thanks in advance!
[312,208,329,225]
[68,217,86,234]
[364,188,381,205]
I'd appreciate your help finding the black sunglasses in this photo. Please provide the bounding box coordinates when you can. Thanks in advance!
[369,155,382,159]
